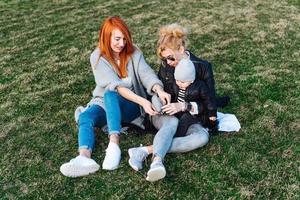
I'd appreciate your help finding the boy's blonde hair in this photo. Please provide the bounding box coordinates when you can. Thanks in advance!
[157,23,188,58]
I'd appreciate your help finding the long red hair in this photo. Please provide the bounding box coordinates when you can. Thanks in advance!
[98,16,134,78]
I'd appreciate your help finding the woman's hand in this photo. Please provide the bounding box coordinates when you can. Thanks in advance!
[152,84,171,105]
[117,86,158,116]
[141,99,159,116]
[157,90,171,105]
[209,116,217,121]
[162,102,185,115]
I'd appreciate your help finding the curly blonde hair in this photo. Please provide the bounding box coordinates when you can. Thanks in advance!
[157,23,188,58]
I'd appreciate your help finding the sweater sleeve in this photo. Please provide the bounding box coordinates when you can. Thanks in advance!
[136,53,163,95]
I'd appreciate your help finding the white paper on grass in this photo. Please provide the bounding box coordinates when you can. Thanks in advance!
[217,112,241,132]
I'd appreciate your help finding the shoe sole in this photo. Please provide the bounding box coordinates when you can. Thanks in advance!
[102,156,120,171]
[60,163,100,178]
[128,149,140,171]
[146,166,166,182]
[102,164,119,170]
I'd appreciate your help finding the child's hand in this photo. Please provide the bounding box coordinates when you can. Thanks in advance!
[208,117,218,135]
[162,102,184,115]
[209,116,217,121]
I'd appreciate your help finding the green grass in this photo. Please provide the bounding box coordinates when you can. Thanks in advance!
[1,0,299,199]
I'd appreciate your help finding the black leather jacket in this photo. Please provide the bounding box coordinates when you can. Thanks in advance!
[158,51,217,116]
[171,80,217,118]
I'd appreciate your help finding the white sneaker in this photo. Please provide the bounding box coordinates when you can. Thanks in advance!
[102,143,121,170]
[60,155,100,177]
[146,160,166,182]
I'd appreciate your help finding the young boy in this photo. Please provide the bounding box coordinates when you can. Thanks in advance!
[152,58,218,136]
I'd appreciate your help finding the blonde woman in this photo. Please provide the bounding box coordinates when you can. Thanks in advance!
[128,23,230,177]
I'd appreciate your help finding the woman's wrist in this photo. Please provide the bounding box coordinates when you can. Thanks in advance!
[139,97,149,107]
[152,84,163,94]
[180,102,186,112]
[133,94,146,106]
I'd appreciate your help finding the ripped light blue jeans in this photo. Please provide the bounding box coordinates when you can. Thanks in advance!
[78,91,140,151]
[151,115,179,159]
[151,115,209,159]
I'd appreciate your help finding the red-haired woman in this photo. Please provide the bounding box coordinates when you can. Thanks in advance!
[60,16,176,180]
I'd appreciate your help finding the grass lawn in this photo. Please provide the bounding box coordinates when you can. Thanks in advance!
[1,0,299,199]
